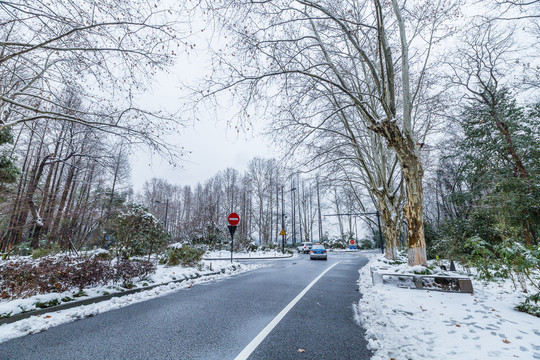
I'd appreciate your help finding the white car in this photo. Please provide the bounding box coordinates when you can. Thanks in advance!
[297,242,313,254]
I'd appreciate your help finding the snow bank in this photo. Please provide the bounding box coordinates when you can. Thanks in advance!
[355,253,540,360]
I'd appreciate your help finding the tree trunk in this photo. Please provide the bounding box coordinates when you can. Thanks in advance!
[402,156,427,266]
[378,198,399,260]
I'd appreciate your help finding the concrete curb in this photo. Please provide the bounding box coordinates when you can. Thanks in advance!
[0,270,225,326]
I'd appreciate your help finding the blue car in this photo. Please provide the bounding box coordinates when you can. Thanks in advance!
[310,244,327,260]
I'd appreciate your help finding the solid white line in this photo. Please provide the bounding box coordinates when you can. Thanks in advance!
[234,261,341,360]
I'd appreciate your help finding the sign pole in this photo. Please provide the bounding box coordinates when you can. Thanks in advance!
[227,213,240,263]
[228,225,237,263]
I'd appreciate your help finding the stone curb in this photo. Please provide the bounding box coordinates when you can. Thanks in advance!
[0,270,224,326]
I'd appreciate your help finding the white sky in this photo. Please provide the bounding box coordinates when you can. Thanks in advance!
[130,41,277,191]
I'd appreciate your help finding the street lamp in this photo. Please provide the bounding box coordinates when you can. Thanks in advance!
[154,199,169,231]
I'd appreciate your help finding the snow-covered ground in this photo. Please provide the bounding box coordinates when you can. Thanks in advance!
[0,258,265,344]
[3,250,538,358]
[355,253,540,360]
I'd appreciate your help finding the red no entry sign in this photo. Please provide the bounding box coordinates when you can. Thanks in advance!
[228,213,240,226]
[350,239,355,245]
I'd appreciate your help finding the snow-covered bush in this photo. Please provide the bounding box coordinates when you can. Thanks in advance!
[0,256,156,300]
[466,237,539,293]
[112,204,169,259]
[515,292,540,317]
[113,259,156,286]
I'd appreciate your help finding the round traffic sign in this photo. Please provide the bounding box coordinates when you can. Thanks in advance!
[228,213,240,226]
[349,239,355,245]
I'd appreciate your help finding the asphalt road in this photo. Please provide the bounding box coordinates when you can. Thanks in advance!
[2,252,371,360]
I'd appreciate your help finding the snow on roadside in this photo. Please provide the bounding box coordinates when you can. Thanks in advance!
[204,250,296,259]
[354,253,540,360]
[0,261,264,344]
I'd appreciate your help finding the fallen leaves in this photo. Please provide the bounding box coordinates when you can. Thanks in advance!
[44,315,51,319]
[503,339,511,344]
[456,324,461,327]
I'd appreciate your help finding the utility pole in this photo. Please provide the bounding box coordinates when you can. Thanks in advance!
[281,185,285,253]
[291,185,296,246]
[316,177,322,242]
[297,177,303,243]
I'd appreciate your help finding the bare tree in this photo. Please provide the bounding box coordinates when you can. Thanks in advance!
[191,0,460,264]
[0,0,187,160]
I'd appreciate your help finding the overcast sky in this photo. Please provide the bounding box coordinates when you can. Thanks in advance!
[130,118,275,191]
[130,42,277,191]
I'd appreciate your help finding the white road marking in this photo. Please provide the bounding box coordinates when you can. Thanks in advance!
[234,261,341,360]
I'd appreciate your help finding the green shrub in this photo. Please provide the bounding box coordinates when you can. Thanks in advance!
[31,244,60,259]
[466,237,539,293]
[35,299,60,309]
[160,245,205,267]
[515,293,540,317]
[112,204,169,259]
[358,239,374,250]
[93,250,112,260]
[0,312,12,319]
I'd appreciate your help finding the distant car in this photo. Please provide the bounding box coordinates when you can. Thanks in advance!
[310,244,327,260]
[297,242,313,254]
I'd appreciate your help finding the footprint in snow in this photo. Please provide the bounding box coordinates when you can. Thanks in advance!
[520,346,529,352]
